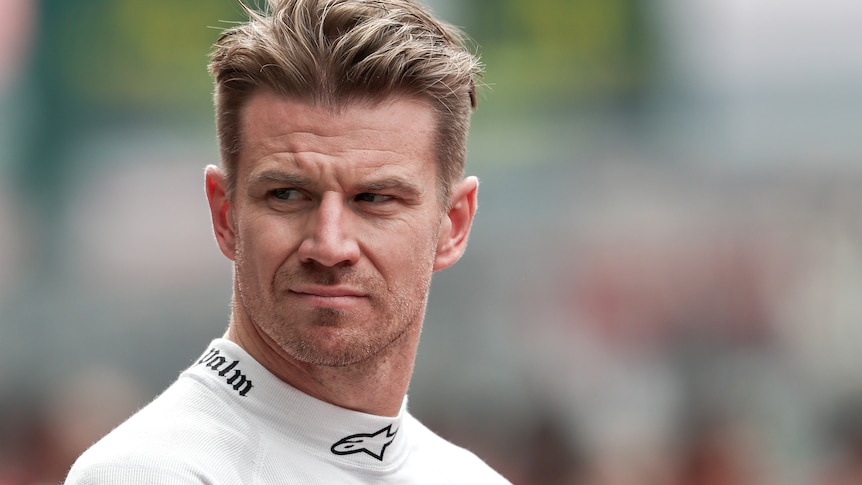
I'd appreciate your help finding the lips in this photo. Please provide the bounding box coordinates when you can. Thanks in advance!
[291,285,366,298]
[289,285,367,309]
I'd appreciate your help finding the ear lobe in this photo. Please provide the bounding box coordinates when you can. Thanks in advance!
[205,165,237,261]
[434,176,479,271]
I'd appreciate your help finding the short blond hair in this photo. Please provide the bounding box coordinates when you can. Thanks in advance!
[209,0,483,204]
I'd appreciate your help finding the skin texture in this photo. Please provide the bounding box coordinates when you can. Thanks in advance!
[205,91,478,416]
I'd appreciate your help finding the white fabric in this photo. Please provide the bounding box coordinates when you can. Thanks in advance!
[65,339,510,484]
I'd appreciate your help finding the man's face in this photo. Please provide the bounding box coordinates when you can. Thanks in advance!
[212,92,458,367]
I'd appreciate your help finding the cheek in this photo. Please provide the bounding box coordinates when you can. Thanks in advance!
[235,217,298,281]
[379,224,440,276]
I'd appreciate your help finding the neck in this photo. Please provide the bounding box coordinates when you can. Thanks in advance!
[225,307,420,417]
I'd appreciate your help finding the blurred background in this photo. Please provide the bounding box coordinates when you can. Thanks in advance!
[1,0,862,483]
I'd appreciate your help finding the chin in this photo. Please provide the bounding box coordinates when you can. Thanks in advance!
[292,344,375,367]
[276,327,378,367]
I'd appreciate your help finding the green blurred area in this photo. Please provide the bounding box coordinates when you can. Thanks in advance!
[24,0,651,127]
[39,0,242,114]
[466,0,652,116]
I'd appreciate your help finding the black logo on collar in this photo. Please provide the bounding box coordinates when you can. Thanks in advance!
[198,347,254,397]
[331,425,398,461]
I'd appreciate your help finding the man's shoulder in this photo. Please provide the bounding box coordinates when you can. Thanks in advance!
[63,441,227,485]
[64,373,260,484]
[107,370,258,444]
[403,414,512,484]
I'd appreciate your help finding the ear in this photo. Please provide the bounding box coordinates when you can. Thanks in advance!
[434,176,479,271]
[205,165,237,261]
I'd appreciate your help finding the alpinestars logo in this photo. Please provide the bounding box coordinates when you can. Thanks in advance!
[331,425,398,461]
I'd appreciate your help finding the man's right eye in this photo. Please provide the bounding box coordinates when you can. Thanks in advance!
[270,188,302,200]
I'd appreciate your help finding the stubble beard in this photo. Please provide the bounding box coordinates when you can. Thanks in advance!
[237,260,432,368]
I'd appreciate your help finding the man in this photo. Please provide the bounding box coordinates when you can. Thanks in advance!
[65,0,510,483]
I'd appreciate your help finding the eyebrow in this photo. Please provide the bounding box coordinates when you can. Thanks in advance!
[249,170,312,187]
[248,170,424,197]
[357,177,424,197]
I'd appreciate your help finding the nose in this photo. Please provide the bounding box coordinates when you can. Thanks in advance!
[297,192,360,267]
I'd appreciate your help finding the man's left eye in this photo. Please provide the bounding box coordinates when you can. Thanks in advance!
[355,193,393,203]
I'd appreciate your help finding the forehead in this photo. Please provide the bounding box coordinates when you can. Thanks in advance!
[232,91,439,192]
[240,91,436,164]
